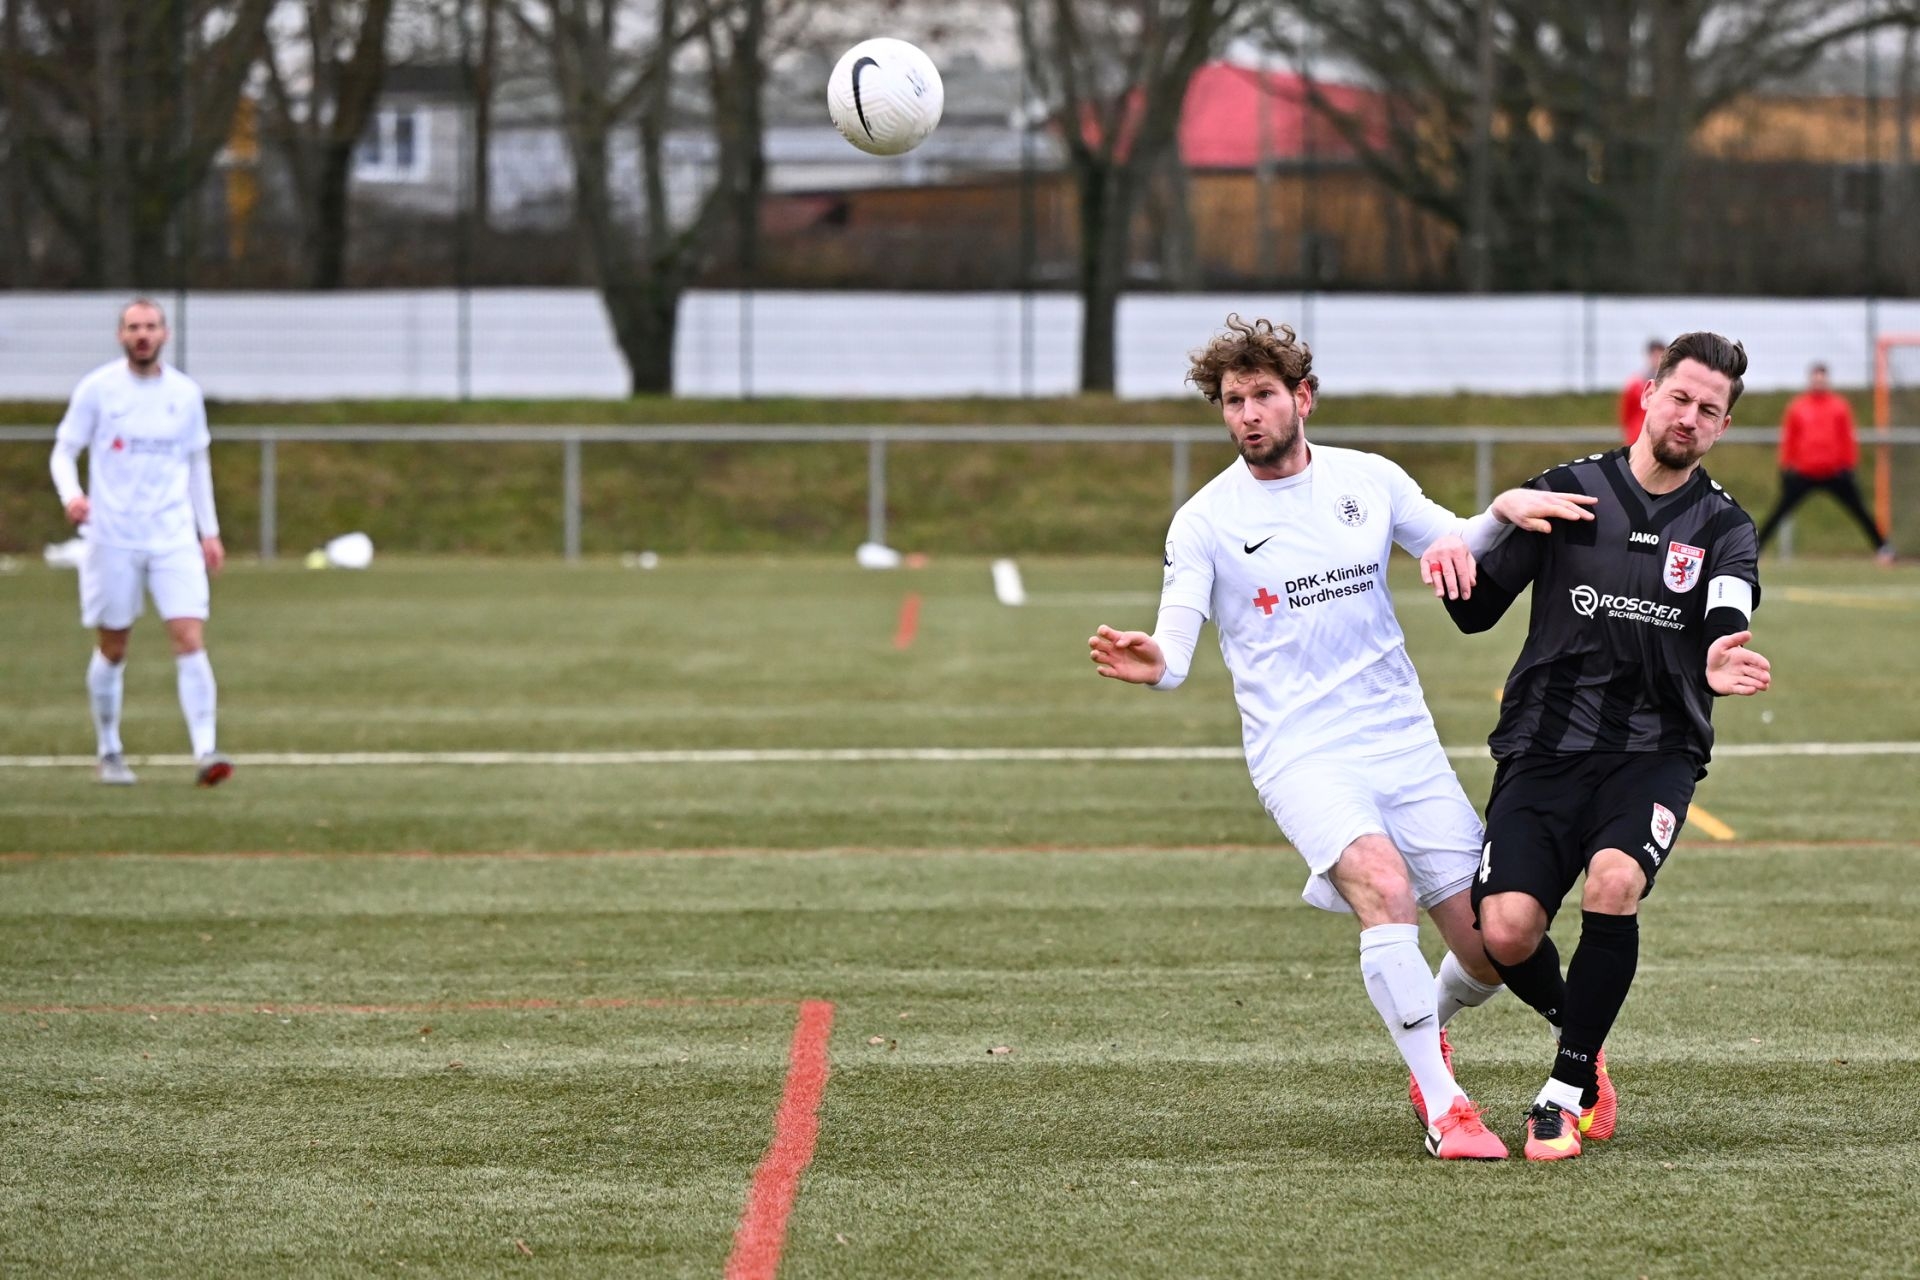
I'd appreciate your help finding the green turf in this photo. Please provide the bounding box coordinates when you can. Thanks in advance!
[1,556,1917,1276]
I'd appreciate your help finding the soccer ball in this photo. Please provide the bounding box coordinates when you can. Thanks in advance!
[826,38,944,157]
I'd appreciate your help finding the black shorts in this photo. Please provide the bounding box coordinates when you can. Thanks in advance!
[1470,752,1698,921]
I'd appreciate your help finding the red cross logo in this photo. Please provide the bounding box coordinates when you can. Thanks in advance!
[1253,587,1281,615]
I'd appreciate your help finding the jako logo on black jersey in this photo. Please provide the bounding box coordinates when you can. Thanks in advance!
[1628,531,1660,546]
[1569,584,1685,628]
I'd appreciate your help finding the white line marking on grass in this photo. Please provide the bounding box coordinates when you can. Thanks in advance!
[0,748,1251,768]
[1,742,1916,769]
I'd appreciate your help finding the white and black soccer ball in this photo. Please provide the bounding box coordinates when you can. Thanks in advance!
[826,38,944,157]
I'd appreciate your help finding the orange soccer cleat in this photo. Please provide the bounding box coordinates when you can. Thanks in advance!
[1425,1096,1508,1161]
[1579,1048,1617,1141]
[1523,1102,1583,1161]
[1408,1028,1454,1124]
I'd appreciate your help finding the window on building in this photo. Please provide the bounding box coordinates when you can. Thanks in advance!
[355,108,428,182]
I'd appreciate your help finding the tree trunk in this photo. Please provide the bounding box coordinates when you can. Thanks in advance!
[472,0,497,229]
[571,110,676,394]
[726,0,766,275]
[0,0,26,284]
[1076,161,1133,394]
[1632,2,1695,290]
[601,277,679,395]
[94,0,132,286]
[308,141,355,287]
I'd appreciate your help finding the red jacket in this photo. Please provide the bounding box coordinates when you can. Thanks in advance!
[1618,376,1650,444]
[1779,390,1859,478]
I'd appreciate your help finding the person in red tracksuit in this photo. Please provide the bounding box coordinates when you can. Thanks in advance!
[1756,363,1893,563]
[1617,339,1666,444]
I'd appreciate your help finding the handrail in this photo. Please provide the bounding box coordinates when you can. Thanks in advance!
[11,423,1918,560]
[11,423,1920,444]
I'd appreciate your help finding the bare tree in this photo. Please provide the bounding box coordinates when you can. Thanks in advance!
[515,0,798,392]
[1021,0,1247,393]
[1261,0,1920,292]
[4,0,272,286]
[464,0,499,227]
[260,0,401,287]
[1,0,31,283]
[699,0,764,276]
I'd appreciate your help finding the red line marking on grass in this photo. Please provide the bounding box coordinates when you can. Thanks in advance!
[1,995,792,1017]
[725,999,836,1280]
[892,592,922,650]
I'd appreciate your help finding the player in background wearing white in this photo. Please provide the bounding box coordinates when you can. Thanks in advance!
[1089,316,1596,1160]
[49,299,232,787]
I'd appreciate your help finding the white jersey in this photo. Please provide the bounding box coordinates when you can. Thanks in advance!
[56,360,211,552]
[1159,445,1463,784]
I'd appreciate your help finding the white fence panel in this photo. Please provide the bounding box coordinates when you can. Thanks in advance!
[0,288,1905,400]
[675,291,1082,397]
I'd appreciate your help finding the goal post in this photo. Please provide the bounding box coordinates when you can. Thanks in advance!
[1874,334,1920,554]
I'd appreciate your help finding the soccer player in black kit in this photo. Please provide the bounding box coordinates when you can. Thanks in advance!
[1441,332,1773,1161]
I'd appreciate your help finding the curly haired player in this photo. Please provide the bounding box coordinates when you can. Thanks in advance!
[1090,315,1595,1160]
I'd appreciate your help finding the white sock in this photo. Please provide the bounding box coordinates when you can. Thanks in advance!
[175,650,218,758]
[1435,950,1504,1028]
[1359,923,1459,1123]
[87,650,125,757]
[1534,1078,1584,1115]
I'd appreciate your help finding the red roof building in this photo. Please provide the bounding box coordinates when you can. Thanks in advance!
[1177,62,1388,169]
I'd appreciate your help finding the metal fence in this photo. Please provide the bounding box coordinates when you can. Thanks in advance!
[11,423,1918,560]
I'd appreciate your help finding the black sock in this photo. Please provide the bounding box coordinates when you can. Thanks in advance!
[1487,934,1567,1028]
[1553,910,1641,1105]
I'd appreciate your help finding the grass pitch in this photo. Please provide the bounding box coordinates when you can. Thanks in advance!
[2,555,1917,1277]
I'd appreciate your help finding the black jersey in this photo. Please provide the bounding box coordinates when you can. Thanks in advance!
[1447,448,1760,767]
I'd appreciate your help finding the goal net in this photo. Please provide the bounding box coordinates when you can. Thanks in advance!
[1875,336,1920,556]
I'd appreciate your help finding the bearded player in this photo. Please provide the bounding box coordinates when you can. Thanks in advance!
[49,299,232,787]
[1090,315,1596,1160]
[1440,331,1769,1159]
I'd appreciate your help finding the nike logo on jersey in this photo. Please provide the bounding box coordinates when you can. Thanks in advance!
[1243,535,1274,555]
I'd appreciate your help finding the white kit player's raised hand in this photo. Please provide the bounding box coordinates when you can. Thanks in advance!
[1088,625,1167,685]
[1706,630,1771,696]
[1419,534,1478,600]
[1491,487,1599,533]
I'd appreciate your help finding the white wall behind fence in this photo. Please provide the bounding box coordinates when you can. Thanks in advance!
[4,289,1917,401]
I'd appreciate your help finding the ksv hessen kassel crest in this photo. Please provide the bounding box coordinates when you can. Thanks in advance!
[1664,541,1704,593]
[1650,803,1677,850]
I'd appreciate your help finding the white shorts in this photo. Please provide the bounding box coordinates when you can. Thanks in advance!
[1257,738,1485,915]
[79,540,210,629]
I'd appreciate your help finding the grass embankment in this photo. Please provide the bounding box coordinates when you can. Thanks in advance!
[3,391,1884,557]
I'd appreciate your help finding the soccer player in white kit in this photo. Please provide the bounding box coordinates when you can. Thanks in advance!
[1089,316,1595,1160]
[49,299,232,787]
